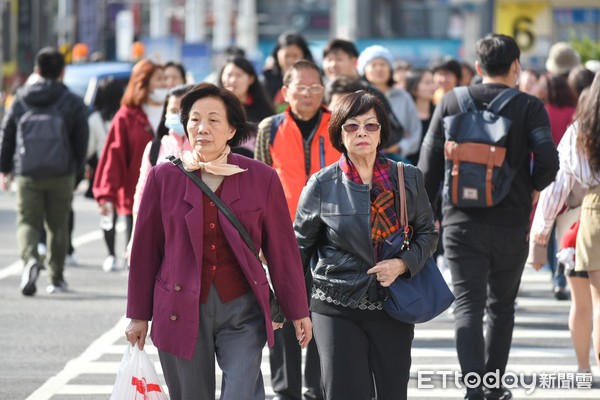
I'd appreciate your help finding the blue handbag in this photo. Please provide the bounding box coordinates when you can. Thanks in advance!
[381,163,455,324]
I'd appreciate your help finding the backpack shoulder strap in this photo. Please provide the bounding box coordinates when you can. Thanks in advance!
[453,86,473,113]
[149,138,162,166]
[487,88,520,114]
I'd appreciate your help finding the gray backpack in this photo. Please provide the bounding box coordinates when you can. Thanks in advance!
[442,86,521,208]
[15,91,72,178]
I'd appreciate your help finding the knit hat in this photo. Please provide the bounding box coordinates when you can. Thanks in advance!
[357,45,394,76]
[545,42,581,75]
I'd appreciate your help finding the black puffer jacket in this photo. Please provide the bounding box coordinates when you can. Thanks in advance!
[0,80,89,175]
[294,160,438,309]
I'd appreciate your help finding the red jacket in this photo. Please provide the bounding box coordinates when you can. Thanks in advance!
[93,105,154,215]
[127,154,309,360]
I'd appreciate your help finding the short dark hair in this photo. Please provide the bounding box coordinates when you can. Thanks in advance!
[475,34,521,77]
[568,65,595,97]
[270,32,314,73]
[324,76,364,106]
[282,59,323,87]
[328,91,390,154]
[179,83,257,147]
[164,61,186,81]
[429,57,462,82]
[405,67,431,100]
[323,39,359,59]
[35,47,65,80]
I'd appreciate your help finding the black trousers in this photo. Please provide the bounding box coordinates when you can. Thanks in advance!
[443,222,529,379]
[269,321,323,400]
[312,312,414,400]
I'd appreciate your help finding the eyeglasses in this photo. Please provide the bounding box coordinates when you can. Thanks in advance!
[289,84,324,94]
[342,122,381,133]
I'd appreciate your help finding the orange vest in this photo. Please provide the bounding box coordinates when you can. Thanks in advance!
[269,106,341,221]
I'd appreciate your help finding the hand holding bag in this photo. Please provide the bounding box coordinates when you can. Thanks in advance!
[110,344,168,400]
[382,163,455,324]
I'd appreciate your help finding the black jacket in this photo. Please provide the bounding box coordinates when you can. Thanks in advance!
[417,83,559,228]
[294,161,438,308]
[0,80,89,175]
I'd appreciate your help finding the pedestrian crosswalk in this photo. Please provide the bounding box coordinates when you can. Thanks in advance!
[26,267,600,400]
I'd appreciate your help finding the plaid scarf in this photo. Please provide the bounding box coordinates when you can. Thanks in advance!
[339,153,399,260]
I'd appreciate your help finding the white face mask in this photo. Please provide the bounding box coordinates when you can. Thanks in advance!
[164,112,185,137]
[515,63,521,87]
[149,88,168,104]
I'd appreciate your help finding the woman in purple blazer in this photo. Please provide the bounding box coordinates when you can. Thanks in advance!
[125,83,312,400]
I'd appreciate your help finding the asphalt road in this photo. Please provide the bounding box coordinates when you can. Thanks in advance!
[1,186,599,399]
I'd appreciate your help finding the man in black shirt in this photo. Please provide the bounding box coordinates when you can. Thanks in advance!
[418,34,558,400]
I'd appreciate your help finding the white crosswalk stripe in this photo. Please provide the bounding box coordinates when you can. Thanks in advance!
[26,267,600,399]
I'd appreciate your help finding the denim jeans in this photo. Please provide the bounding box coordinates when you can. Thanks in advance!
[443,222,529,378]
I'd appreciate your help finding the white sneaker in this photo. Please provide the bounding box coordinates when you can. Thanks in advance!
[65,253,78,266]
[37,243,47,263]
[46,280,69,294]
[102,255,117,272]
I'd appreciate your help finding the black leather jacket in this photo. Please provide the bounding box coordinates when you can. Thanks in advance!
[294,161,438,309]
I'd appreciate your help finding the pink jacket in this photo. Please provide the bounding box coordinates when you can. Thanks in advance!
[133,131,192,214]
[127,153,309,360]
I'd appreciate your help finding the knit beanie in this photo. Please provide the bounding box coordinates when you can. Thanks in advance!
[546,42,581,75]
[357,45,394,76]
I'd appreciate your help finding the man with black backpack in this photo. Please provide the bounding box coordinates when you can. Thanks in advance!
[418,34,559,400]
[0,47,89,296]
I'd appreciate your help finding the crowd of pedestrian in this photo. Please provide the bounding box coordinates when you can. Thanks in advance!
[1,31,600,400]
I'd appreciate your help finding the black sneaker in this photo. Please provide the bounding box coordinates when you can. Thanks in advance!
[465,386,485,400]
[20,260,43,296]
[484,385,512,400]
[554,287,569,300]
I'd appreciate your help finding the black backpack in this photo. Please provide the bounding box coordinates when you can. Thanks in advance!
[15,91,72,178]
[442,86,521,208]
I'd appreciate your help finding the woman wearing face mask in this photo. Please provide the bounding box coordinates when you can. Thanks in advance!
[93,59,167,261]
[132,83,195,216]
[126,84,195,261]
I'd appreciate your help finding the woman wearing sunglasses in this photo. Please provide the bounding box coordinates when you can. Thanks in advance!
[294,91,438,400]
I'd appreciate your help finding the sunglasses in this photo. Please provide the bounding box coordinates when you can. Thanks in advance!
[341,122,381,133]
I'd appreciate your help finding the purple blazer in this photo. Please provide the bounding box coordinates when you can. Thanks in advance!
[127,153,309,360]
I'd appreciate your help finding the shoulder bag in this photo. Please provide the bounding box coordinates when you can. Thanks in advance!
[381,162,455,323]
[168,156,285,323]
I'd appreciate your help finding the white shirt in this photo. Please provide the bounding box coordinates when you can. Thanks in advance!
[532,122,599,237]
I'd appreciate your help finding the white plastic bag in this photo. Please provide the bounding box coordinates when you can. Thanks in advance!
[110,344,168,400]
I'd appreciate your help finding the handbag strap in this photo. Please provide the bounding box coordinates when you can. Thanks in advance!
[168,156,262,265]
[397,162,408,227]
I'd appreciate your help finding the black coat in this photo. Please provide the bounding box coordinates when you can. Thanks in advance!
[294,161,438,308]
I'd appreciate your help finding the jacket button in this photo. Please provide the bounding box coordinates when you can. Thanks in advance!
[210,244,216,250]
[210,201,215,207]
[209,223,216,229]
[211,265,216,271]
[170,314,178,321]
[174,284,182,291]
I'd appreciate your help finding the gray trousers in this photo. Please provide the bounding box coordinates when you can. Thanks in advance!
[158,285,267,400]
